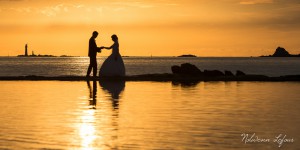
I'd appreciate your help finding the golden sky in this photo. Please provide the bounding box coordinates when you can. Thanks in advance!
[0,0,300,56]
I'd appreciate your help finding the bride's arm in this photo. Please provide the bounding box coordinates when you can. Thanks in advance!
[101,44,114,50]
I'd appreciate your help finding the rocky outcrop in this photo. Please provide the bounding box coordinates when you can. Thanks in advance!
[203,70,225,77]
[272,47,291,57]
[178,54,197,57]
[236,70,246,76]
[171,63,202,76]
[225,70,234,76]
[261,46,300,57]
[171,65,181,74]
[171,63,247,77]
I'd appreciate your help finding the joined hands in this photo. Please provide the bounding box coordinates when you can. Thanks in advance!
[98,46,108,53]
[98,46,105,53]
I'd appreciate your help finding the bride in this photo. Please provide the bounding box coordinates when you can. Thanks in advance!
[99,34,125,76]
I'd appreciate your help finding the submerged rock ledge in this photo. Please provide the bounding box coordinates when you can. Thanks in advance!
[0,74,299,81]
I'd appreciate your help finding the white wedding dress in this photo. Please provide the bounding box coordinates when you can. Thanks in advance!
[99,42,125,76]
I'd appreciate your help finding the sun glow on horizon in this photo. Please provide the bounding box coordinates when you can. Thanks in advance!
[0,0,300,56]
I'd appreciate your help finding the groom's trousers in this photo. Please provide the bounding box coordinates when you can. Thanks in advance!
[87,56,97,77]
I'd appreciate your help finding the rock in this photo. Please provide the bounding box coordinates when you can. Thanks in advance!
[261,47,300,57]
[171,65,181,74]
[236,70,246,76]
[272,47,291,57]
[180,63,201,75]
[203,70,225,77]
[171,63,201,76]
[178,54,197,57]
[171,63,247,78]
[224,70,234,76]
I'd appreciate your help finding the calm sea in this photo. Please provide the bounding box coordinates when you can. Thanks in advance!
[0,57,300,149]
[0,81,299,149]
[0,56,299,77]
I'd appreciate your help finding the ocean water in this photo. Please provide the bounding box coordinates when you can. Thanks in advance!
[0,81,299,149]
[1,56,299,149]
[0,56,299,77]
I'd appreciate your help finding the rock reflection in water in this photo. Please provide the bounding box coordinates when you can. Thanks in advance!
[172,80,200,87]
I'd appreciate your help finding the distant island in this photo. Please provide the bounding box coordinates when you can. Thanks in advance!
[18,54,56,57]
[261,47,300,57]
[17,44,55,57]
[18,54,77,57]
[178,54,197,57]
[17,44,75,57]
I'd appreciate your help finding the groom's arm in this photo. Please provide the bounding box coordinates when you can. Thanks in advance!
[97,47,101,52]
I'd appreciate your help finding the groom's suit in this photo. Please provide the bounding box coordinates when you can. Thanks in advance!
[87,36,101,77]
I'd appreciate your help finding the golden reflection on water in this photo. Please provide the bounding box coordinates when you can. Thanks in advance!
[77,80,125,150]
[0,81,299,149]
[79,109,97,150]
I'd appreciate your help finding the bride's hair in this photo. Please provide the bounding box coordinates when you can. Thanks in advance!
[111,34,118,40]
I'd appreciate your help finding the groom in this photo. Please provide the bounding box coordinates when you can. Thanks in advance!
[86,31,102,77]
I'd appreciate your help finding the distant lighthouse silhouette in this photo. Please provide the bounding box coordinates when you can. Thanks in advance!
[25,44,28,56]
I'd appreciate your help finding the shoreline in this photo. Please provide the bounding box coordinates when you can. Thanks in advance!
[0,74,299,82]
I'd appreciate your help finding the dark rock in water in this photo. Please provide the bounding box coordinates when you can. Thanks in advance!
[178,54,197,57]
[273,47,291,57]
[236,70,246,76]
[261,46,300,57]
[180,63,201,75]
[171,65,181,74]
[171,63,247,78]
[224,70,234,76]
[204,70,225,77]
[171,63,201,76]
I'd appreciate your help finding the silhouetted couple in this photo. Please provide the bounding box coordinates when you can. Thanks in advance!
[86,31,125,77]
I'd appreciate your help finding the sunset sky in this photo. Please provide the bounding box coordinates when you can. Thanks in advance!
[0,0,300,56]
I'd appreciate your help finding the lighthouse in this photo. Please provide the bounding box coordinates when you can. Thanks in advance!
[25,44,28,56]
